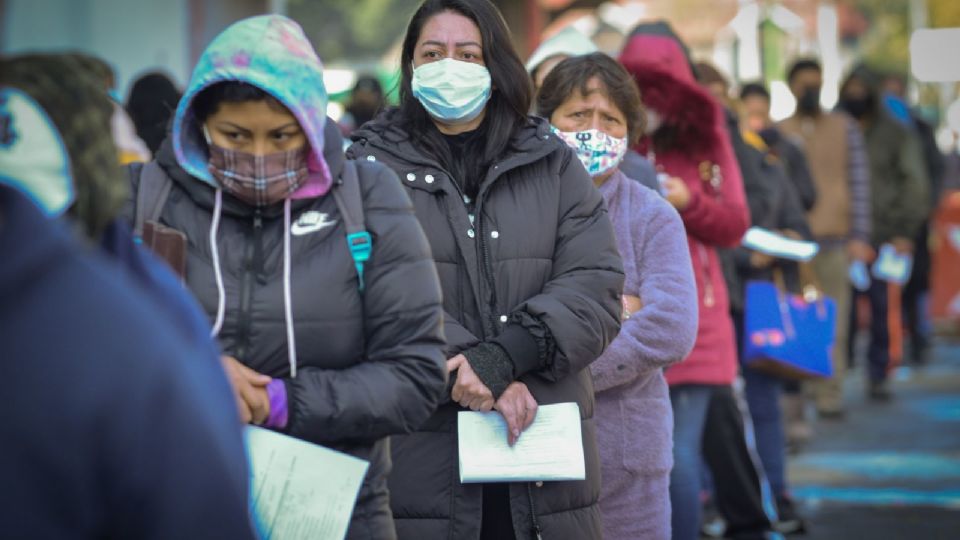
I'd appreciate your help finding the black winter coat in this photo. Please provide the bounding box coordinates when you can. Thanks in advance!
[758,127,818,212]
[124,127,447,540]
[727,108,778,227]
[722,154,813,313]
[347,113,624,540]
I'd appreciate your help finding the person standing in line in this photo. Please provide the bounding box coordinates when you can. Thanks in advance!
[124,15,448,539]
[740,81,819,453]
[619,21,753,540]
[779,58,873,420]
[537,52,699,539]
[348,1,624,538]
[0,65,255,537]
[696,64,804,537]
[339,74,387,136]
[737,108,816,535]
[0,54,217,363]
[740,82,817,212]
[838,65,929,400]
[881,73,944,367]
[126,71,183,156]
[527,26,659,192]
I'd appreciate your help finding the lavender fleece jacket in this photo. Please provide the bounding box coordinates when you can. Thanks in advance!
[592,170,698,476]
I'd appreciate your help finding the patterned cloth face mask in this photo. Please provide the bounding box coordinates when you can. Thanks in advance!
[204,125,308,207]
[551,127,628,177]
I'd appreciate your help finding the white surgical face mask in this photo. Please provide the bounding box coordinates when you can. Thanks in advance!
[411,58,492,124]
[551,127,628,177]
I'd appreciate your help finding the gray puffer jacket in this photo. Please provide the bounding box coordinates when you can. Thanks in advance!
[124,124,447,540]
[347,112,624,540]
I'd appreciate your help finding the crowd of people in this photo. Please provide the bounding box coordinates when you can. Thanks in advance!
[1,0,952,539]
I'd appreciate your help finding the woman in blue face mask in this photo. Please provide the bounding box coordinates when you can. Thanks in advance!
[346,1,624,539]
[537,52,699,539]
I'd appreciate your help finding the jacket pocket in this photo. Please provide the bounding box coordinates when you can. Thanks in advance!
[620,396,674,474]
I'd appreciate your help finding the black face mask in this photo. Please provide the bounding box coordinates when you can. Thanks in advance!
[839,95,875,119]
[796,87,821,114]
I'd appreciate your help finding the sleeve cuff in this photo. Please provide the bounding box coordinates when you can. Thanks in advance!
[492,323,541,378]
[461,342,514,399]
[264,379,289,429]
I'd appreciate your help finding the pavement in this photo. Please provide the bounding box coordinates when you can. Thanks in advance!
[786,339,960,539]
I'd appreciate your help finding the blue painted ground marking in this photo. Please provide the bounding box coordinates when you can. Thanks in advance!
[908,396,960,422]
[792,452,960,481]
[792,486,960,508]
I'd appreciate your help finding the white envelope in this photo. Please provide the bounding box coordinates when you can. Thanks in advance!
[741,227,819,262]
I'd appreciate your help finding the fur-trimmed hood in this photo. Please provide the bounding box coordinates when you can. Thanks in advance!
[619,21,725,157]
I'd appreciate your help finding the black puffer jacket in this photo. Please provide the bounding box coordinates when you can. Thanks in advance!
[347,113,624,540]
[124,125,447,540]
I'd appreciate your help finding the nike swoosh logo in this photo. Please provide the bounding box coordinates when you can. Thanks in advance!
[291,211,337,236]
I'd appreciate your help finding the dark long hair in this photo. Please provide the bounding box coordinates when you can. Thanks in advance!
[125,72,182,155]
[397,0,531,186]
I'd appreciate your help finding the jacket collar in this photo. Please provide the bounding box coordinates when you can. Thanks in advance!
[351,110,567,196]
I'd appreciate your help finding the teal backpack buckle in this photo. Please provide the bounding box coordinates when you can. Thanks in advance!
[347,231,373,291]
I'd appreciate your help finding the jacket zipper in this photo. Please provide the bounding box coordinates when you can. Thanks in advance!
[234,210,262,360]
[474,202,502,338]
[366,139,505,336]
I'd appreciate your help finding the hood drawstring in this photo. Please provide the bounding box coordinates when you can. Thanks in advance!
[210,188,227,337]
[207,191,298,378]
[283,197,298,377]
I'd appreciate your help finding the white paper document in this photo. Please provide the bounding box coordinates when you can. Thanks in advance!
[872,243,913,285]
[247,426,369,540]
[458,402,585,483]
[741,227,819,262]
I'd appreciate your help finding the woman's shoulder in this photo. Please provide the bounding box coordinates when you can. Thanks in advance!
[620,176,682,227]
[619,173,661,206]
[502,116,570,168]
[347,158,411,211]
[519,115,569,154]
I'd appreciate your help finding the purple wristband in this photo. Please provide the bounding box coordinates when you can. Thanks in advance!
[264,379,289,429]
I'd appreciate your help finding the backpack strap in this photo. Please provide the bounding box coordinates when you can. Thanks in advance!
[331,160,372,292]
[132,161,173,241]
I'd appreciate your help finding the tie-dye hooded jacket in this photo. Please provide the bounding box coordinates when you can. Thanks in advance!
[126,15,447,540]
